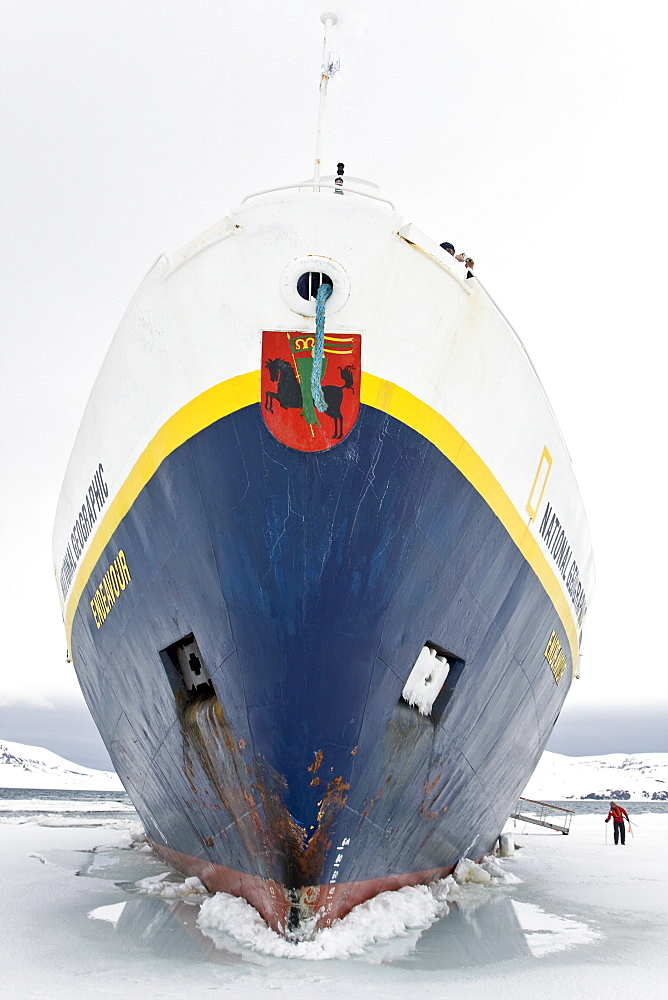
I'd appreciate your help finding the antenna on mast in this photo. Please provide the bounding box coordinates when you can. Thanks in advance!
[313,12,339,192]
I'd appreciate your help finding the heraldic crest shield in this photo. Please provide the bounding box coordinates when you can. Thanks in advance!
[261,330,361,452]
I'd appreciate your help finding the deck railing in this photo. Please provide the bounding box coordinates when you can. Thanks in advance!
[510,796,574,835]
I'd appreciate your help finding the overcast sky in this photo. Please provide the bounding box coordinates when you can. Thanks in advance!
[1,0,666,768]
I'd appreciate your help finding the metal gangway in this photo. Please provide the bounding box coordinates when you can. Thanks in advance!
[510,797,574,835]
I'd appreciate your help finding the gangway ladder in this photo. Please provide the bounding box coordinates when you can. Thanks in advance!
[510,797,574,835]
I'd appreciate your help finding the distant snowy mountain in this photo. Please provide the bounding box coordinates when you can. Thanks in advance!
[0,739,123,790]
[2,737,666,800]
[522,751,668,801]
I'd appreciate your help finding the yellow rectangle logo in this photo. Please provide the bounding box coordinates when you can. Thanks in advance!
[544,630,567,684]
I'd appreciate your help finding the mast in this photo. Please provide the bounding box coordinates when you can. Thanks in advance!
[313,12,339,192]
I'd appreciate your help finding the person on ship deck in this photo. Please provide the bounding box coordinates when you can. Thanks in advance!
[440,242,475,278]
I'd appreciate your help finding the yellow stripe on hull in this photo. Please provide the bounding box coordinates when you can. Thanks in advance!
[64,369,578,666]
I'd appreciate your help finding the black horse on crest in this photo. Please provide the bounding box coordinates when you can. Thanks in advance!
[264,358,302,411]
[264,359,356,439]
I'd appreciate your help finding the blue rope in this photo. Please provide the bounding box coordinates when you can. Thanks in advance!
[312,282,332,412]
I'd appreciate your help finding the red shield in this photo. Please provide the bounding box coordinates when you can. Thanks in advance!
[261,331,361,452]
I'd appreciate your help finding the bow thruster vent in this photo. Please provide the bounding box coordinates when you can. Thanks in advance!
[402,643,465,722]
[403,646,450,716]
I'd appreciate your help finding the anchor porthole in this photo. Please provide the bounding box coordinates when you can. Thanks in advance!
[160,633,214,702]
[280,256,350,316]
[297,271,333,301]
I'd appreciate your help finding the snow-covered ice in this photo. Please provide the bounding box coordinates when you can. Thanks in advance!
[1,798,667,999]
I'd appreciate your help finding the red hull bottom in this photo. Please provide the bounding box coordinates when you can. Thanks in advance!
[149,839,456,936]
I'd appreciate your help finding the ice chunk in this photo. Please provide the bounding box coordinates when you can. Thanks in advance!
[133,870,209,898]
[481,856,522,884]
[454,858,493,884]
[88,902,128,928]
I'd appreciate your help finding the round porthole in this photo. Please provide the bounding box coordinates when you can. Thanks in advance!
[296,271,333,301]
[280,256,350,316]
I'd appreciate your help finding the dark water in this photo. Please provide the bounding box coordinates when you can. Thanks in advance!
[0,788,131,802]
[2,788,666,824]
[0,787,136,823]
[515,799,668,815]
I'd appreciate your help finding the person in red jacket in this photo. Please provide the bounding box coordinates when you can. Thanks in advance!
[605,801,630,845]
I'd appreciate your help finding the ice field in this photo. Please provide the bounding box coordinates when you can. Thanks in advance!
[1,792,666,999]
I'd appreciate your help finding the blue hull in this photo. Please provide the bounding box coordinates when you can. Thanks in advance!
[70,401,571,930]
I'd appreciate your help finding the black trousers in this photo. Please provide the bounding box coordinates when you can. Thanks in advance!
[613,820,626,844]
